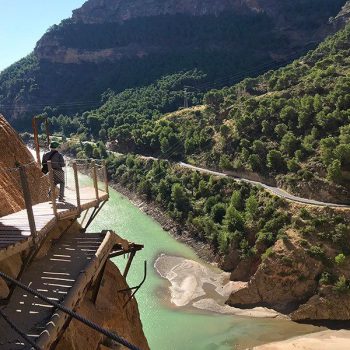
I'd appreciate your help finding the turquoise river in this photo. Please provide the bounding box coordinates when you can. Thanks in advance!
[87,186,322,350]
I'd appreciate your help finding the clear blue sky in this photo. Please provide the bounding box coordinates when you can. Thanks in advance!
[0,0,87,72]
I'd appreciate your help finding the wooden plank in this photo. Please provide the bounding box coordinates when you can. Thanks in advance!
[0,236,28,241]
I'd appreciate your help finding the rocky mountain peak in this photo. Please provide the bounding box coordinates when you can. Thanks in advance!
[71,0,265,24]
[331,0,350,27]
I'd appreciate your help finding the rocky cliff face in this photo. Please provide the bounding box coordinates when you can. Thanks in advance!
[72,0,253,24]
[225,204,350,321]
[0,114,45,216]
[332,0,350,28]
[70,0,336,25]
[36,0,346,64]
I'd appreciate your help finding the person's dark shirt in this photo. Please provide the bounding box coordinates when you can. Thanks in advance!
[42,150,65,170]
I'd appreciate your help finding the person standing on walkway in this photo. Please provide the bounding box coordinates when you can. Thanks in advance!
[42,141,66,201]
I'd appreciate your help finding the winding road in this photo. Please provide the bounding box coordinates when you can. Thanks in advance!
[178,162,349,209]
[74,148,349,209]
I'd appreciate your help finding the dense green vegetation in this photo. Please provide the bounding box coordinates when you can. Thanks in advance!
[48,71,205,149]
[60,22,349,200]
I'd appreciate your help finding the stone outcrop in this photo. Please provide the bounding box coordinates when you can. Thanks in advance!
[291,286,350,321]
[0,113,45,297]
[331,1,350,29]
[227,232,323,312]
[225,208,350,321]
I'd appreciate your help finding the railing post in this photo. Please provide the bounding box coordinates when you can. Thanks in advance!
[102,160,109,195]
[73,162,81,213]
[92,160,99,202]
[32,117,41,166]
[48,161,58,218]
[45,118,50,149]
[123,250,136,278]
[18,165,37,239]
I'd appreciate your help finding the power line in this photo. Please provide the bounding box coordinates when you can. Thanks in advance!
[1,43,317,113]
[186,43,317,91]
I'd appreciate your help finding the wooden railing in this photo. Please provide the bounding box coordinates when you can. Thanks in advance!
[15,159,109,237]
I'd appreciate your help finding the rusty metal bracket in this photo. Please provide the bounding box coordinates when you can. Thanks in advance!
[81,201,107,233]
[118,260,147,308]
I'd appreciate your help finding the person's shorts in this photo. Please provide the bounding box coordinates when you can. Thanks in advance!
[53,169,64,184]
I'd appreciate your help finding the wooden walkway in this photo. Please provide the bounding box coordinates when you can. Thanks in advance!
[0,187,109,262]
[0,231,120,349]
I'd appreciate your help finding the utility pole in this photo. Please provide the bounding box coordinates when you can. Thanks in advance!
[184,87,189,109]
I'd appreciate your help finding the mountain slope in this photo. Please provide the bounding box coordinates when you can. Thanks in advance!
[0,0,347,128]
[100,22,349,203]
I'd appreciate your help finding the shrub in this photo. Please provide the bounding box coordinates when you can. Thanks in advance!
[218,230,230,254]
[281,256,293,267]
[298,274,307,281]
[224,206,244,232]
[333,276,350,294]
[335,253,346,265]
[299,239,309,247]
[299,208,311,220]
[332,223,349,245]
[257,230,275,245]
[211,203,226,224]
[327,159,342,183]
[267,150,286,172]
[261,247,275,261]
[319,272,332,285]
[308,245,326,260]
[245,194,259,219]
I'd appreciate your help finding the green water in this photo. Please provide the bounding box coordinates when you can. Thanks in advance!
[87,187,322,350]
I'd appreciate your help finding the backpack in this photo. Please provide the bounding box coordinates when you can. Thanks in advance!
[42,151,58,174]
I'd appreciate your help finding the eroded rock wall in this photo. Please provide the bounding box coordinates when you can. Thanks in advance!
[55,260,150,350]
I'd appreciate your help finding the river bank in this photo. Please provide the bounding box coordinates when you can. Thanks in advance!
[252,329,350,350]
[111,182,220,264]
